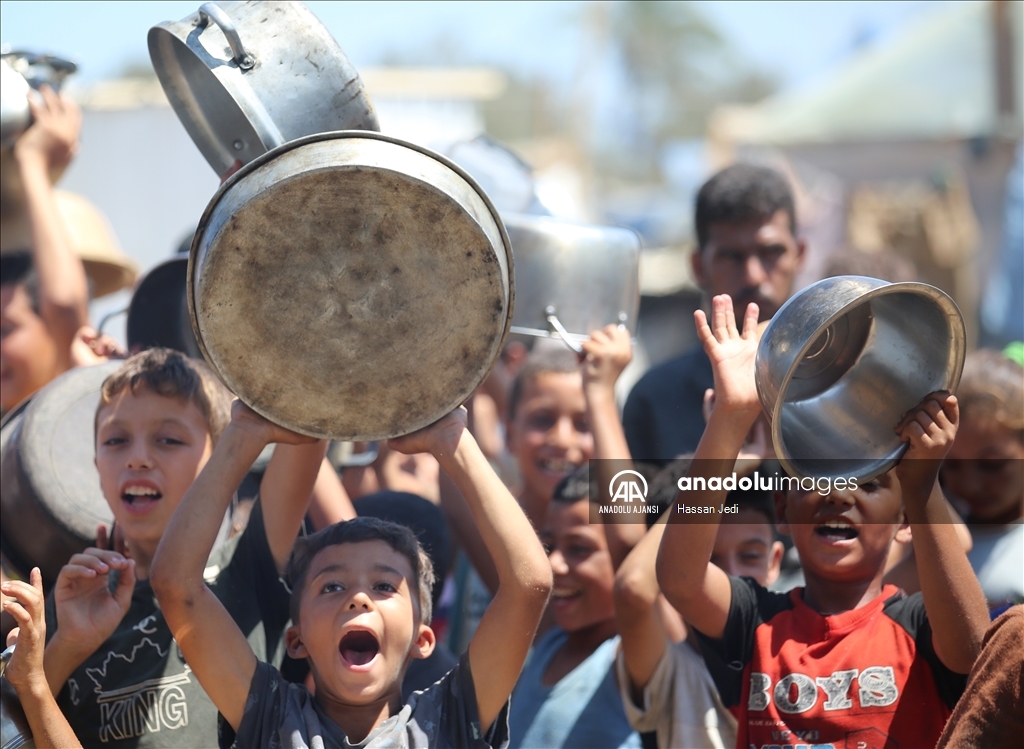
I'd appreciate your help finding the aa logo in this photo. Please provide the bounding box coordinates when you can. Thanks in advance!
[609,470,647,503]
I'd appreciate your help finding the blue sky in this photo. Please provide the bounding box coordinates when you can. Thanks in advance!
[1,0,956,94]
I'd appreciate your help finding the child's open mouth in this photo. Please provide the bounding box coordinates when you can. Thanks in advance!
[121,485,163,512]
[550,587,583,609]
[814,521,858,542]
[339,630,380,669]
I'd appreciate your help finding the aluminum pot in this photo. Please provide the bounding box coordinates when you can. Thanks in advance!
[149,1,378,176]
[503,214,640,351]
[188,130,513,441]
[755,276,965,482]
[1,677,33,749]
[0,50,77,148]
[0,362,118,584]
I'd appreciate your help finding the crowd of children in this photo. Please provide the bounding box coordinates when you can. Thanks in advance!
[2,156,1022,749]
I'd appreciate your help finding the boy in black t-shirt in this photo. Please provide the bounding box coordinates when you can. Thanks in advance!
[656,294,990,749]
[151,406,552,748]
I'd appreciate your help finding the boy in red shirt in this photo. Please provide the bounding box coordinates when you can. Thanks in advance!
[657,294,989,749]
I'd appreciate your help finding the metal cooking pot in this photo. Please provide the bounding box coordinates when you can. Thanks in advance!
[188,130,513,441]
[127,255,202,358]
[0,363,118,584]
[0,50,77,148]
[755,276,965,482]
[1,678,33,749]
[503,214,640,352]
[149,1,378,176]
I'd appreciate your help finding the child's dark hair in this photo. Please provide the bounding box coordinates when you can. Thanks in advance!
[0,253,40,313]
[695,164,796,251]
[95,347,232,445]
[286,517,435,625]
[552,464,591,504]
[957,349,1024,435]
[507,347,581,421]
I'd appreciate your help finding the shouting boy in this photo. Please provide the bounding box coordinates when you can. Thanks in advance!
[151,406,552,747]
[656,295,989,748]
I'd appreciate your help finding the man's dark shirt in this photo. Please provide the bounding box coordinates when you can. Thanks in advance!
[623,346,712,463]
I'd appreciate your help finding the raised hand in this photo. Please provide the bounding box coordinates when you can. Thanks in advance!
[13,86,81,173]
[581,324,632,393]
[895,392,959,496]
[388,407,468,459]
[228,400,319,446]
[694,294,761,415]
[1,568,47,694]
[52,549,135,654]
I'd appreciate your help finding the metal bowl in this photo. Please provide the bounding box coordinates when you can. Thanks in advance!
[755,275,965,482]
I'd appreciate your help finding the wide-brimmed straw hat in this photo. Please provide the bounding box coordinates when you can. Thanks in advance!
[0,189,137,298]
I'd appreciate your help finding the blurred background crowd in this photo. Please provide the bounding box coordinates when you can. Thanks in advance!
[2,0,1021,389]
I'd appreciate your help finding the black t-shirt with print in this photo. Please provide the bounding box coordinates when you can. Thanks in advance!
[45,499,291,749]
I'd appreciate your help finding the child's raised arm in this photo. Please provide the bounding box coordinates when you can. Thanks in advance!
[656,295,761,639]
[389,410,552,733]
[2,568,83,749]
[894,393,989,673]
[581,324,645,566]
[614,514,671,700]
[150,402,320,730]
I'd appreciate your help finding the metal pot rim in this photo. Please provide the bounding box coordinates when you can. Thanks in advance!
[186,130,515,436]
[766,279,965,482]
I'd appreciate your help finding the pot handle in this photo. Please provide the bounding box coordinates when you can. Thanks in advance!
[545,306,584,354]
[197,3,256,70]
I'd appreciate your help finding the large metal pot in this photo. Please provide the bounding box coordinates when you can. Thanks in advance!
[149,1,378,176]
[503,214,640,350]
[755,276,965,482]
[0,363,118,584]
[188,130,513,441]
[1,678,33,749]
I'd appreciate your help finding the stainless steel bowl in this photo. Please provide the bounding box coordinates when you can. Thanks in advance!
[755,276,965,482]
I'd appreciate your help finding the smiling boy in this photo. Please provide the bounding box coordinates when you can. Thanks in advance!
[151,406,552,747]
[656,295,990,749]
[42,348,326,749]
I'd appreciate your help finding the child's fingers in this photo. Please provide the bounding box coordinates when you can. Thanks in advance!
[113,559,136,610]
[96,524,110,551]
[741,303,760,339]
[82,548,129,568]
[900,419,926,444]
[0,580,43,611]
[694,310,716,349]
[711,296,730,339]
[2,598,31,630]
[66,554,110,574]
[58,564,104,581]
[29,567,42,595]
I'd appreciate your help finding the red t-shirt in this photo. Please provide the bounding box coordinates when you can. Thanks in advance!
[695,579,966,749]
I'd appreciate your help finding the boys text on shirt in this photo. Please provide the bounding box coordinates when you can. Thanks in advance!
[694,577,967,749]
[44,500,291,749]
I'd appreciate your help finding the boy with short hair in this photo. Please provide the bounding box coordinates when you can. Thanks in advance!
[613,480,783,749]
[656,294,990,748]
[42,348,326,748]
[150,405,552,747]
